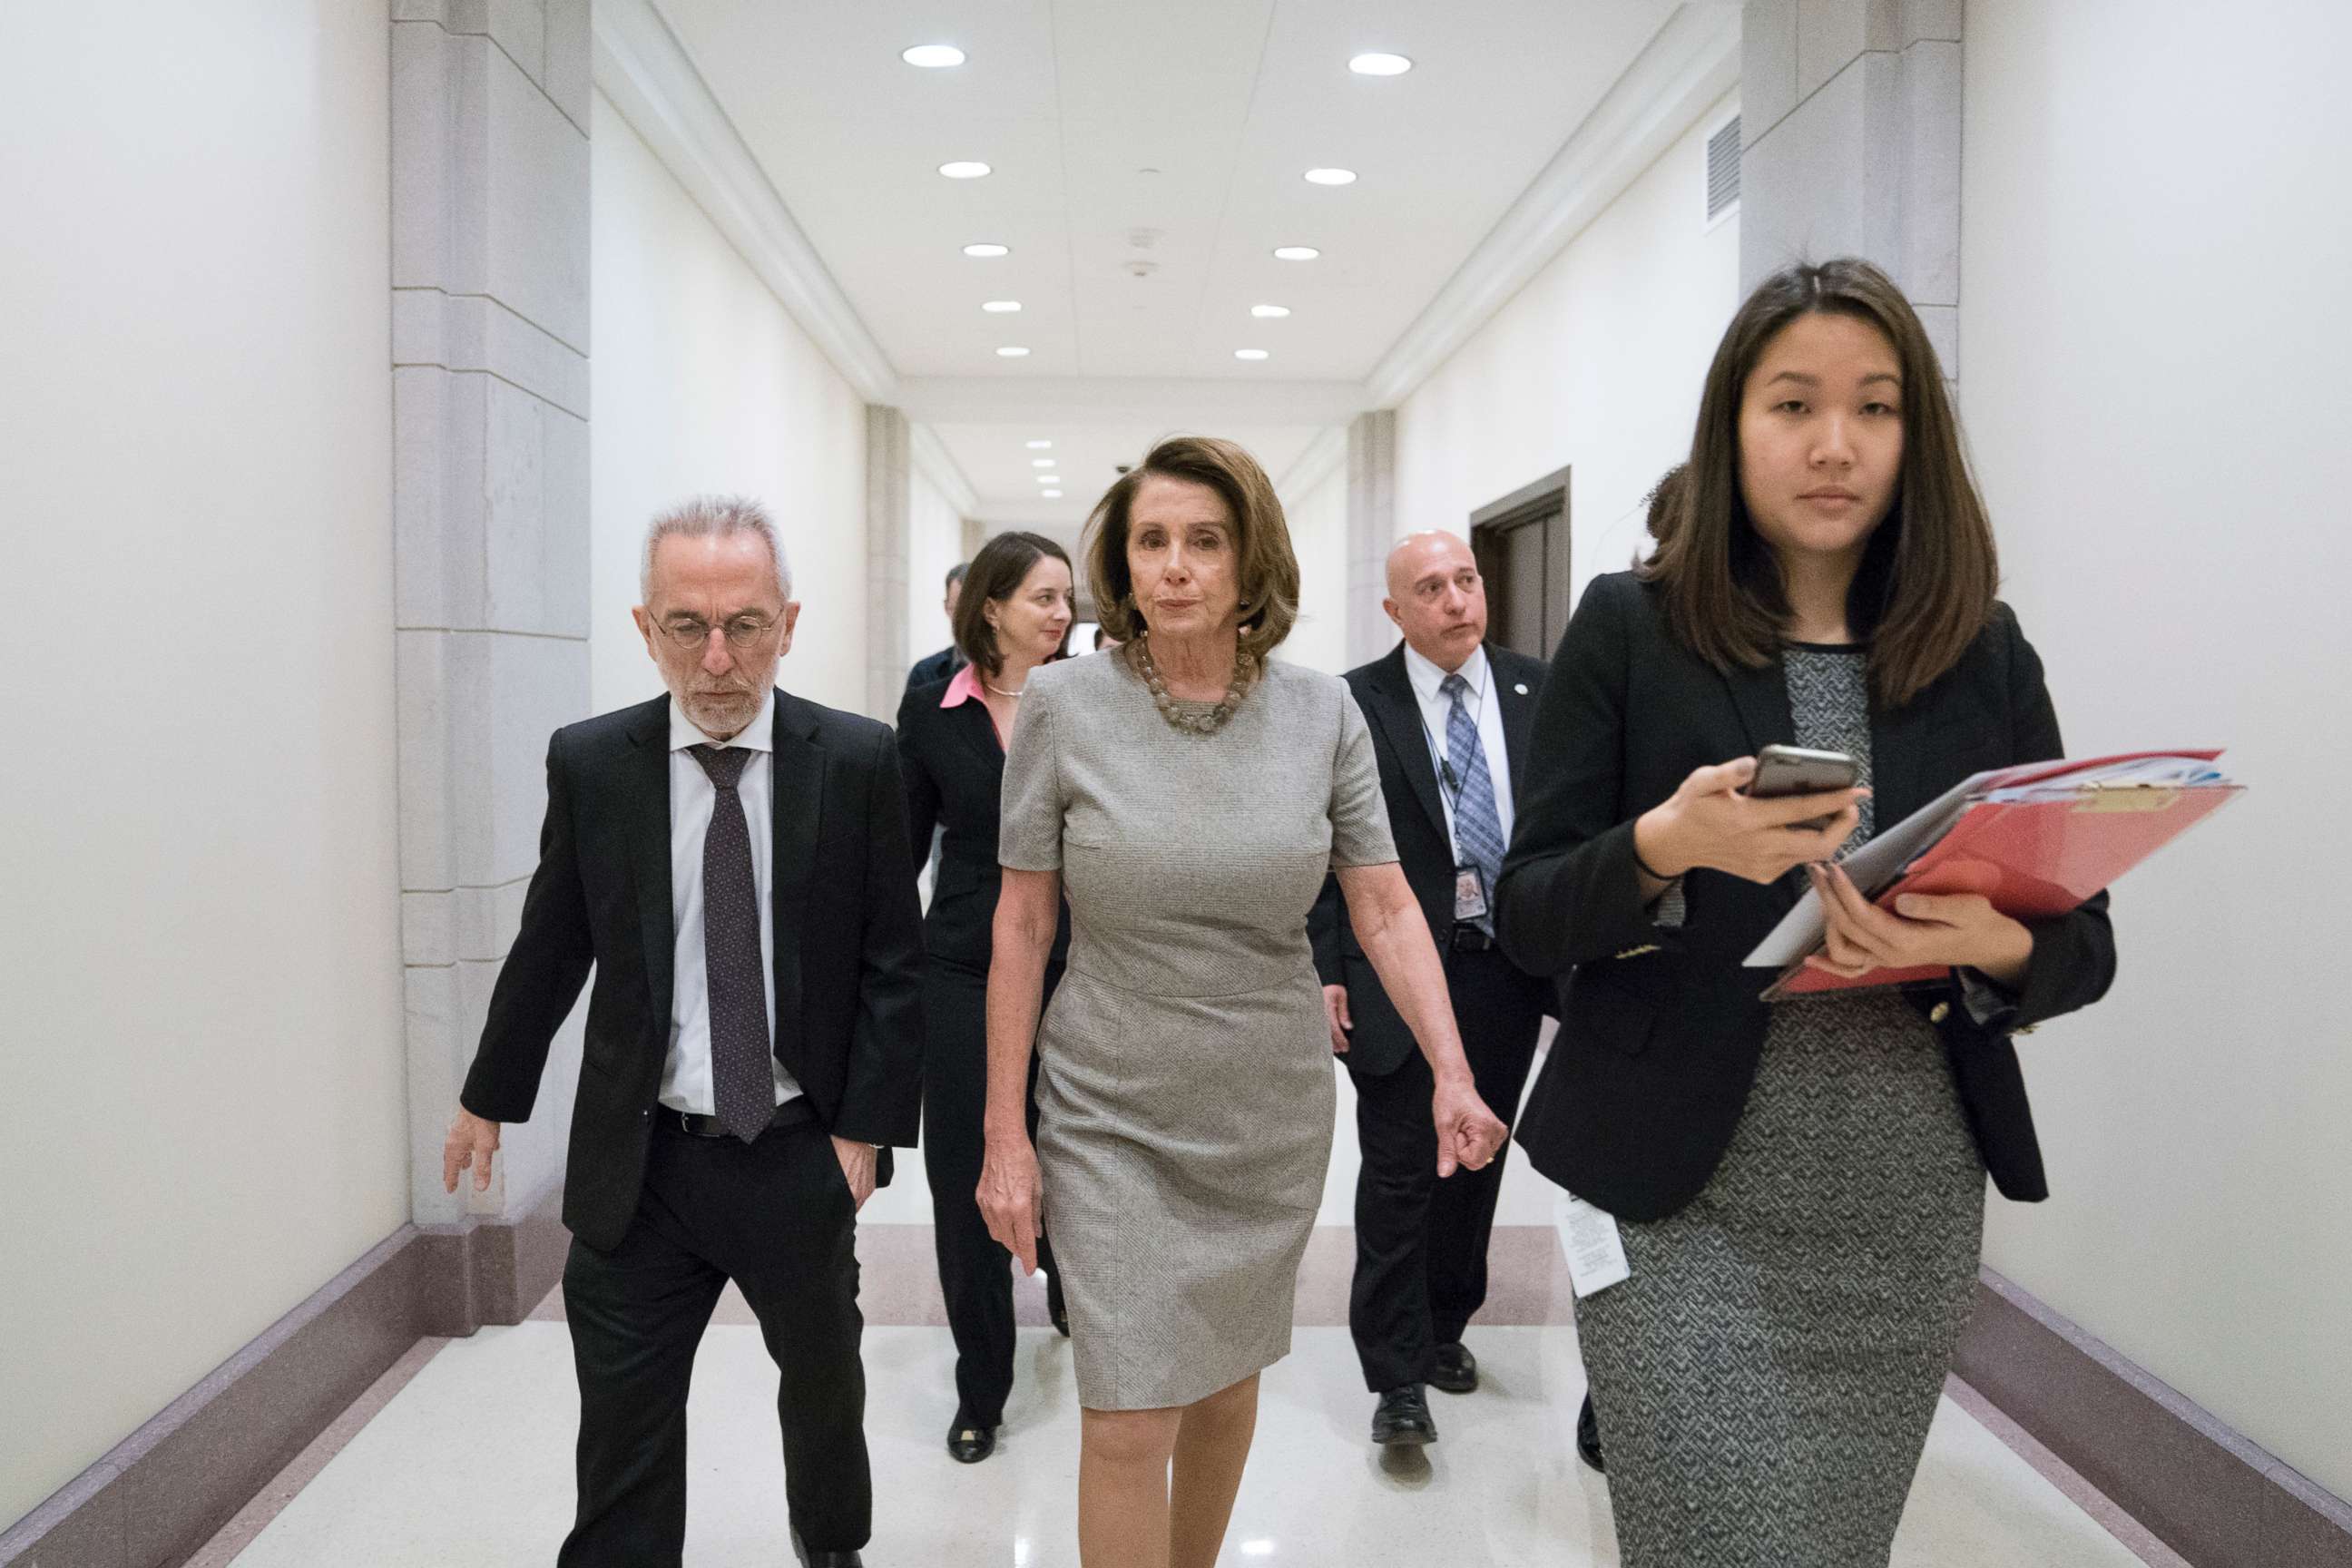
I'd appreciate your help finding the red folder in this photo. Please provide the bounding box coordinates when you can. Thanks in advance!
[1763,760,2243,1001]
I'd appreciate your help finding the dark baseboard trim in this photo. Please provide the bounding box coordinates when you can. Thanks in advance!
[1955,1266,2352,1568]
[0,1185,569,1568]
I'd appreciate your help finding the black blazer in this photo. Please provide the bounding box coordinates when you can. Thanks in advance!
[460,691,926,1252]
[906,645,964,695]
[1308,642,1553,1076]
[1495,572,2116,1221]
[896,676,1070,972]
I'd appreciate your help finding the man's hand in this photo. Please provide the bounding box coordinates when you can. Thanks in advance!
[1321,984,1353,1054]
[443,1108,501,1195]
[831,1136,878,1212]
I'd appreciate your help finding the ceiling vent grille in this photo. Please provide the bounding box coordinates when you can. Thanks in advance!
[1706,114,1742,221]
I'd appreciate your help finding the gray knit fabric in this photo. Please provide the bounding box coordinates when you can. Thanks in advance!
[999,650,1396,1409]
[1573,648,1986,1567]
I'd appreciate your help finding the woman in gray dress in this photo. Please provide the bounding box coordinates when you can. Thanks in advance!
[977,436,1508,1568]
[1497,259,2117,1566]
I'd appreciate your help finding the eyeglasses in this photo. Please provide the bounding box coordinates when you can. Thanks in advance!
[658,614,780,651]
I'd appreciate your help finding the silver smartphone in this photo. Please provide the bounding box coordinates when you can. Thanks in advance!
[1749,744,1858,829]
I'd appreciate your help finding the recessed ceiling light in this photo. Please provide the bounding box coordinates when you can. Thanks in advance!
[996,346,1030,358]
[1303,168,1357,186]
[963,243,1010,258]
[1032,458,1056,468]
[1235,348,1270,361]
[939,161,992,180]
[982,300,1022,313]
[901,44,966,68]
[1025,439,1053,449]
[1348,53,1413,76]
[1250,304,1291,318]
[1273,246,1320,261]
[1043,490,1063,498]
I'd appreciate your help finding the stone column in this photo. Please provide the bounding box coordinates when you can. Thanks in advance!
[1740,0,1964,375]
[1346,412,1398,667]
[390,0,593,1319]
[866,407,913,718]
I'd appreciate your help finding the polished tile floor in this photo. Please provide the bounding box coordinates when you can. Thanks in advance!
[194,1052,2190,1565]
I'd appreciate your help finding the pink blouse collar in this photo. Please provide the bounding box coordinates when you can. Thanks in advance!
[940,662,986,709]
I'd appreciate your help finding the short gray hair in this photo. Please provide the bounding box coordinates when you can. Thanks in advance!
[641,495,793,602]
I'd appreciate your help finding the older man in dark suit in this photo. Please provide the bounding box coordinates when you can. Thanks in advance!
[444,495,923,1568]
[1309,531,1557,1452]
[904,561,968,693]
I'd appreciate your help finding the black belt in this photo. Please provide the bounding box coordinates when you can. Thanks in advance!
[659,1096,816,1140]
[1450,924,1497,953]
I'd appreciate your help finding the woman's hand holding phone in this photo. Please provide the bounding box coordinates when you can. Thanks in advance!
[1633,757,1868,886]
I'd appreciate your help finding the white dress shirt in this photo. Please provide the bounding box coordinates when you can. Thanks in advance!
[662,689,802,1115]
[1400,641,1516,857]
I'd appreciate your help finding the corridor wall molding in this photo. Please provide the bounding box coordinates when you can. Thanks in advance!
[389,0,593,1313]
[1363,3,1742,409]
[592,0,898,404]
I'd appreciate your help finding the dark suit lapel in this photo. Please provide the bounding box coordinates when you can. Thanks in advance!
[769,691,824,1073]
[1365,646,1446,838]
[1721,656,1797,757]
[623,700,675,1031]
[1492,648,1539,801]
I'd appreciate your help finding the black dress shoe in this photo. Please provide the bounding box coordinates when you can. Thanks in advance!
[1430,1340,1479,1395]
[1370,1384,1437,1446]
[1575,1393,1605,1475]
[946,1419,997,1464]
[790,1527,865,1566]
[1045,1269,1070,1337]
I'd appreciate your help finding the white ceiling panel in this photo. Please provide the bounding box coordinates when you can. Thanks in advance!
[648,0,1689,507]
[933,422,1327,529]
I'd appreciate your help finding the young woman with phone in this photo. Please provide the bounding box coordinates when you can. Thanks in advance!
[1494,258,2118,1567]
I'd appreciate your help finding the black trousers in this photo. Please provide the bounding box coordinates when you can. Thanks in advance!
[922,956,1062,1428]
[1346,943,1547,1393]
[558,1108,867,1566]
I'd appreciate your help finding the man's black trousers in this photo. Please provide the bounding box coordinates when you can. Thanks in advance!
[1345,942,1546,1393]
[558,1109,867,1565]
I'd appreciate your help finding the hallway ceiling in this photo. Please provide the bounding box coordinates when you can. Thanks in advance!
[654,0,1682,388]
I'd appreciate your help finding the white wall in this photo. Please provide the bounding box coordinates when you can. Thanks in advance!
[0,3,406,1526]
[1962,0,2352,1499]
[590,91,869,719]
[906,468,965,671]
[1279,463,1350,675]
[1395,91,1741,611]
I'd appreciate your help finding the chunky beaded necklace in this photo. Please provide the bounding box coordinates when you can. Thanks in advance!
[1135,635,1255,735]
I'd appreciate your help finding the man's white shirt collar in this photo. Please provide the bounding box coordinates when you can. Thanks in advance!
[668,688,778,755]
[1402,641,1488,706]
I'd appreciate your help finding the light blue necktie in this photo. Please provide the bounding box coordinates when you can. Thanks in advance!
[1441,671,1504,935]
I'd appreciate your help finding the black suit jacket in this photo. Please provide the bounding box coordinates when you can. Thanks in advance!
[1495,572,2116,1221]
[460,690,926,1252]
[896,677,1070,972]
[1308,642,1553,1076]
[906,645,964,695]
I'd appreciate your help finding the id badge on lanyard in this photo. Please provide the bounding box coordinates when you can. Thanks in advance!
[1454,862,1490,924]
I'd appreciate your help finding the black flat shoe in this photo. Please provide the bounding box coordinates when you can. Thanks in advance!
[1431,1340,1478,1395]
[790,1527,864,1566]
[946,1421,997,1464]
[1371,1384,1437,1446]
[1045,1270,1070,1337]
[1576,1393,1605,1475]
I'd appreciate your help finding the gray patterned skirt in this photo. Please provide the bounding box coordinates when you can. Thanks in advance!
[1573,990,1986,1568]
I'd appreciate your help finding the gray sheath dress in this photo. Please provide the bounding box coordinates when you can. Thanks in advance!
[997,651,1397,1410]
[1573,646,1988,1568]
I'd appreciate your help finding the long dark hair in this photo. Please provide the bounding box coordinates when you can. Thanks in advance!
[954,531,1073,676]
[1643,258,1997,709]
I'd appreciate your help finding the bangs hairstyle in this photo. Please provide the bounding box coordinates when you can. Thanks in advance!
[954,530,1073,676]
[1083,435,1300,666]
[1643,257,1997,709]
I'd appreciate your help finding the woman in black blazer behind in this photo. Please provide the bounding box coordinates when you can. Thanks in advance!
[1496,259,2115,1567]
[897,530,1074,1465]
